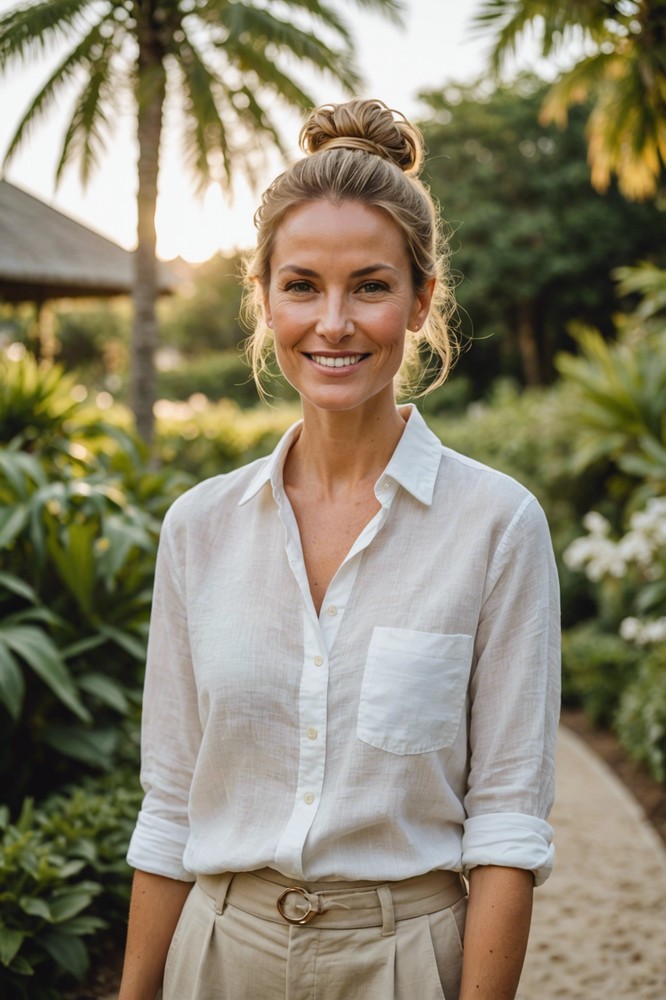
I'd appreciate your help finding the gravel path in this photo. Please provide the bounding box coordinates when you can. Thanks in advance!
[517,726,666,1000]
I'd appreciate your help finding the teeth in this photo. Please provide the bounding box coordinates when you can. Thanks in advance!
[311,354,363,368]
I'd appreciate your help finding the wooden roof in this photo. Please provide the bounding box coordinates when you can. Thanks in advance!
[0,179,179,302]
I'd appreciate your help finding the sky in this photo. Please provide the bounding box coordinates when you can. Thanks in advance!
[0,0,531,261]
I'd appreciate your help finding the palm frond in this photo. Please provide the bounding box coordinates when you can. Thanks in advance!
[228,87,287,188]
[54,38,119,187]
[223,36,320,106]
[539,49,615,126]
[472,0,627,72]
[0,0,93,67]
[201,0,351,46]
[171,44,233,189]
[585,48,666,198]
[340,0,403,27]
[204,1,362,90]
[3,18,124,167]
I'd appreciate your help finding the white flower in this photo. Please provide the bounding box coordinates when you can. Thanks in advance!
[619,616,666,646]
[582,511,610,536]
[620,617,641,641]
[618,531,655,568]
[563,534,627,580]
[563,537,594,570]
[642,618,666,644]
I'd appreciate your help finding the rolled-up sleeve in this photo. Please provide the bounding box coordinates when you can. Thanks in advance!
[462,496,561,886]
[126,507,201,881]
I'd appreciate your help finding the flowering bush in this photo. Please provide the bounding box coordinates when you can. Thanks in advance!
[564,497,666,632]
[564,496,666,779]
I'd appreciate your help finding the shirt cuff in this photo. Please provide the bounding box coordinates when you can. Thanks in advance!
[462,812,554,886]
[126,810,195,882]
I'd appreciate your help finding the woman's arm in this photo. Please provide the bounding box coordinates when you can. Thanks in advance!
[117,870,193,1000]
[459,865,534,1000]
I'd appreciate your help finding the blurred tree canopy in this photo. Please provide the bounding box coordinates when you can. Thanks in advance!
[159,252,245,356]
[420,77,666,393]
[474,0,666,201]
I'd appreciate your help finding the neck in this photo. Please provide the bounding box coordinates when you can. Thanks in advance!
[285,398,410,498]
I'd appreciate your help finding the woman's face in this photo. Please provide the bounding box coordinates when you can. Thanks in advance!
[262,199,433,416]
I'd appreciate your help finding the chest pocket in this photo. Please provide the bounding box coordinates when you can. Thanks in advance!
[357,628,473,755]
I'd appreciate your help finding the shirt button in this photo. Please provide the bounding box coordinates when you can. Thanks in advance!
[304,792,315,805]
[326,605,337,616]
[306,727,318,740]
[314,655,324,666]
[382,481,390,490]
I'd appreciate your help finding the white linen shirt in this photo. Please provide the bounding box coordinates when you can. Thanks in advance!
[127,405,560,887]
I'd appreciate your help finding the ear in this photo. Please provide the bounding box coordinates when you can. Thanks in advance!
[409,277,435,332]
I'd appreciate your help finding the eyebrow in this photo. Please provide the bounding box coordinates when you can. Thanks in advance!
[276,263,398,277]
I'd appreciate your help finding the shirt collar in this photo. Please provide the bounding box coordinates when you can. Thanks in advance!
[380,404,442,506]
[238,419,303,505]
[238,404,442,508]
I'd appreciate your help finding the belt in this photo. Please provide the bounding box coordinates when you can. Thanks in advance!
[197,867,466,930]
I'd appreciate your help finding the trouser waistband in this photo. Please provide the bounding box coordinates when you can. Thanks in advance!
[197,867,466,932]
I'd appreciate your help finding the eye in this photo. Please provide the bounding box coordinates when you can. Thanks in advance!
[283,280,315,293]
[358,280,388,294]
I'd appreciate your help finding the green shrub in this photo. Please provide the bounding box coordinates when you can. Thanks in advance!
[615,648,666,782]
[561,622,642,725]
[157,349,298,408]
[0,773,141,998]
[555,325,666,507]
[154,397,300,480]
[0,357,190,806]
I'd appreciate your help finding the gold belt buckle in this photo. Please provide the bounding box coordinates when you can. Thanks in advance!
[276,886,318,925]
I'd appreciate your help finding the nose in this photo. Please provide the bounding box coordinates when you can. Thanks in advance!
[315,293,354,341]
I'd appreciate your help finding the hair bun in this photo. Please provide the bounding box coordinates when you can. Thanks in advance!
[299,99,423,175]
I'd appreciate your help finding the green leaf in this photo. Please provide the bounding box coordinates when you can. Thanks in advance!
[57,859,87,880]
[98,623,147,661]
[0,927,26,967]
[45,517,97,617]
[38,928,89,979]
[8,952,33,976]
[49,884,100,923]
[0,640,25,719]
[78,673,129,713]
[0,503,29,548]
[0,624,90,722]
[58,914,106,936]
[0,571,39,604]
[62,633,107,659]
[41,725,117,768]
[19,896,52,920]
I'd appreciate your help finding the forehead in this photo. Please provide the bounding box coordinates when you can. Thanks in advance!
[270,199,409,269]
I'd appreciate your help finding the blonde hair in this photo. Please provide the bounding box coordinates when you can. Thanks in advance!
[242,98,457,399]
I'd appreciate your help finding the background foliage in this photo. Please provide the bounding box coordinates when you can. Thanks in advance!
[1,5,666,988]
[420,76,666,392]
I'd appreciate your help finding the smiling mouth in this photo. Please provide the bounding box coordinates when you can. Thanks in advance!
[308,354,367,368]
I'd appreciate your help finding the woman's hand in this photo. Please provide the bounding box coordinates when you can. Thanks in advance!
[118,870,192,1000]
[459,865,534,1000]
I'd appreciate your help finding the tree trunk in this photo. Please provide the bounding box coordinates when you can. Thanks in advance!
[131,45,166,444]
[516,301,541,386]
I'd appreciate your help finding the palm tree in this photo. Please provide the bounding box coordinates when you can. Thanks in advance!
[474,1,666,202]
[0,0,401,441]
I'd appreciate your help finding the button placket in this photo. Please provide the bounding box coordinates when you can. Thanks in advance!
[274,609,328,876]
[273,480,397,877]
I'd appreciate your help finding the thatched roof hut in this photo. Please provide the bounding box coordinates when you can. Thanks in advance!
[0,179,178,302]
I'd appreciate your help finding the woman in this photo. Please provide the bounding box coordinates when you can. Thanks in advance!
[119,99,560,1000]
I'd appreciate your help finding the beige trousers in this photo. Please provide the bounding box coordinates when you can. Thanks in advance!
[162,868,467,1000]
